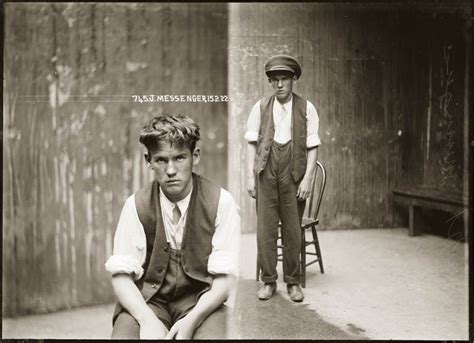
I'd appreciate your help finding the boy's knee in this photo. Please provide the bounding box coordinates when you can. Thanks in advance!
[192,305,230,339]
[111,311,140,339]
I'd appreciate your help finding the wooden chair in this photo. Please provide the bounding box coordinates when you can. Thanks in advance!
[256,161,327,288]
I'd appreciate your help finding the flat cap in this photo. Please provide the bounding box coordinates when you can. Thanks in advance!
[264,54,302,79]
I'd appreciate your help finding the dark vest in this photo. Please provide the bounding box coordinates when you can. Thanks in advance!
[112,173,220,323]
[253,93,308,182]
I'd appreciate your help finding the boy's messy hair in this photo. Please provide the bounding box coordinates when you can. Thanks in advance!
[139,114,200,152]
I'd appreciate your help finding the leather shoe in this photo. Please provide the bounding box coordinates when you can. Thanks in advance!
[257,282,277,300]
[287,284,304,302]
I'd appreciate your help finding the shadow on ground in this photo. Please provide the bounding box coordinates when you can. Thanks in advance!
[233,279,367,340]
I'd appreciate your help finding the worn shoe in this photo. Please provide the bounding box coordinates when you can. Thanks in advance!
[257,282,277,300]
[287,284,304,302]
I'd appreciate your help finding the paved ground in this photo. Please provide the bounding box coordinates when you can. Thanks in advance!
[2,303,115,339]
[236,228,468,340]
[3,228,469,340]
[233,279,366,339]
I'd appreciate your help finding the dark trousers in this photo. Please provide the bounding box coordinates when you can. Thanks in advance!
[256,141,305,284]
[111,248,228,339]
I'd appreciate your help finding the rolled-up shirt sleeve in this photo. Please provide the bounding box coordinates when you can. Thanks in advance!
[105,194,146,281]
[306,101,321,148]
[244,101,261,143]
[207,189,241,277]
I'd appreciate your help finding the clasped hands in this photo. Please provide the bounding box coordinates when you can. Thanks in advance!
[139,313,198,340]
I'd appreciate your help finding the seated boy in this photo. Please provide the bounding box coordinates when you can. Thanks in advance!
[105,114,240,339]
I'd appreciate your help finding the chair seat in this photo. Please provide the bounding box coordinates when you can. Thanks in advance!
[277,217,319,230]
[301,217,319,229]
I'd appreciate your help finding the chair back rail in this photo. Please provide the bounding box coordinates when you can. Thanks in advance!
[307,161,327,220]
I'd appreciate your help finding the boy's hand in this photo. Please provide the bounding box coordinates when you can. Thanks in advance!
[165,316,198,339]
[247,176,256,199]
[139,314,168,339]
[297,177,312,201]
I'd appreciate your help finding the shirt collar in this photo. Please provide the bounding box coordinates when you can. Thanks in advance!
[159,184,193,216]
[274,96,293,113]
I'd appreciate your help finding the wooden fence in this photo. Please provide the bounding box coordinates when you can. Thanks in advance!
[3,3,228,317]
[228,2,470,232]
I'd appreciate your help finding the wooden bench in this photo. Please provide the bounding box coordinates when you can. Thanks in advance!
[393,186,468,236]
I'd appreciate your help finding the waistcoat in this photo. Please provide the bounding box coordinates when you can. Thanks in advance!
[113,173,220,323]
[253,93,308,182]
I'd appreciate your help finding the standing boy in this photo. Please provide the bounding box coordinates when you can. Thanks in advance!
[245,55,321,302]
[106,114,240,339]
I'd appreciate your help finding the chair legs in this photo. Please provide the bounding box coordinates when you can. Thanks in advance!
[301,229,307,288]
[311,225,324,274]
[255,225,324,287]
[256,254,260,281]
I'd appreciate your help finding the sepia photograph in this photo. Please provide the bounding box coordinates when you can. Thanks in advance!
[3,1,471,340]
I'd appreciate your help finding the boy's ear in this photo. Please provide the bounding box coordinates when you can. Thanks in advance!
[144,152,151,164]
[192,147,201,166]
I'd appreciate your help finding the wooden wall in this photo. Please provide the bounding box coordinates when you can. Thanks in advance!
[228,2,470,233]
[3,3,228,316]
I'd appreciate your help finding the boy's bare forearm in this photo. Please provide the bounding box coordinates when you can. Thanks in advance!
[304,147,318,180]
[111,274,155,324]
[246,143,257,178]
[183,274,235,328]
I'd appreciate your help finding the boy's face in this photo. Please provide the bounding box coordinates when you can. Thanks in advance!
[268,71,297,103]
[145,141,200,202]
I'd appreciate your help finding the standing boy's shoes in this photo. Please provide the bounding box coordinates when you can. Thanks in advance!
[257,282,277,300]
[287,284,304,302]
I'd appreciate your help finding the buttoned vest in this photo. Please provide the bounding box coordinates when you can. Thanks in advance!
[112,173,220,323]
[253,93,308,182]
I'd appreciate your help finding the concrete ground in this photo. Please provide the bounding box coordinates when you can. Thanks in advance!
[3,228,468,340]
[2,302,115,339]
[235,228,468,340]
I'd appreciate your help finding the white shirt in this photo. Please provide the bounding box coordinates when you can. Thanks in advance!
[104,186,240,280]
[244,97,321,147]
[158,186,191,250]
